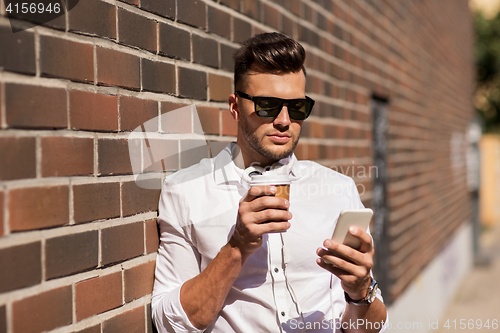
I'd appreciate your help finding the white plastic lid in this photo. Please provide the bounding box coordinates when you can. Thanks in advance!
[249,174,291,186]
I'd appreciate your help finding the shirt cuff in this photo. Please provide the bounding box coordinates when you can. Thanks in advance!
[154,286,205,333]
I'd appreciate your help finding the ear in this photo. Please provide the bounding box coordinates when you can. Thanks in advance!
[228,93,240,121]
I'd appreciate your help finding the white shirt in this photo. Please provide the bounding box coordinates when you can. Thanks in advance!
[152,143,386,333]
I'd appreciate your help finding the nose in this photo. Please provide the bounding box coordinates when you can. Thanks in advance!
[273,104,291,127]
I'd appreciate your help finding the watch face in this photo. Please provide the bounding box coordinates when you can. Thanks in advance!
[368,283,378,303]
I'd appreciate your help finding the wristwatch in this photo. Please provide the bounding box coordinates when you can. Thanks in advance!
[344,278,378,306]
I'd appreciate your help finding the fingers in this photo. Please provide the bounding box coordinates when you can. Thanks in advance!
[242,185,278,202]
[347,227,373,253]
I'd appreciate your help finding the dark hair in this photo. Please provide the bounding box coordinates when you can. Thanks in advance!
[233,32,306,90]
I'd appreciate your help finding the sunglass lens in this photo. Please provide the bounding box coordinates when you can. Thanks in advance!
[255,98,282,117]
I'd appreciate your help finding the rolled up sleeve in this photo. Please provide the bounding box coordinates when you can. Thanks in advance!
[152,181,204,333]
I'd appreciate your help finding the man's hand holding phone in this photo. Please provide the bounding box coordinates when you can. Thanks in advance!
[316,209,375,301]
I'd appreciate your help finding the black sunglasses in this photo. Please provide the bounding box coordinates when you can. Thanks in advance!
[236,91,315,120]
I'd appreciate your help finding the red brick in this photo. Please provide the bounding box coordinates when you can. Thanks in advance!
[178,67,207,100]
[0,242,41,293]
[159,24,191,61]
[124,261,156,302]
[242,0,260,19]
[101,222,144,265]
[195,106,220,135]
[209,74,232,102]
[161,102,191,133]
[233,17,252,43]
[96,47,140,90]
[12,286,72,333]
[141,0,175,19]
[177,0,206,29]
[142,139,180,172]
[208,6,231,39]
[120,0,139,5]
[145,219,159,254]
[220,0,240,10]
[120,96,158,131]
[45,231,99,279]
[103,307,145,333]
[98,139,132,175]
[40,35,94,83]
[192,35,219,68]
[73,183,120,223]
[70,90,118,131]
[221,110,238,136]
[141,59,176,94]
[69,0,117,39]
[5,83,67,129]
[9,186,69,232]
[75,272,122,321]
[0,137,36,180]
[41,137,94,177]
[0,305,5,333]
[263,3,281,30]
[0,26,35,74]
[221,44,237,72]
[118,9,157,52]
[180,139,210,168]
[0,191,3,237]
[122,181,160,217]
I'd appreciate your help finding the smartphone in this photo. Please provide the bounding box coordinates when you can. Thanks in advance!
[331,209,373,249]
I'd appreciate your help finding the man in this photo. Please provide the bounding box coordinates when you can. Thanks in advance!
[152,32,387,333]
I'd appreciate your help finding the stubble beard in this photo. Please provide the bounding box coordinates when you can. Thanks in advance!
[240,115,301,163]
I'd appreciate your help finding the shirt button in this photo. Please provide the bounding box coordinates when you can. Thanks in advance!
[274,268,279,273]
[281,311,285,316]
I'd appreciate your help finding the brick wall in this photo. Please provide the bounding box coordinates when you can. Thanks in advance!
[0,0,474,332]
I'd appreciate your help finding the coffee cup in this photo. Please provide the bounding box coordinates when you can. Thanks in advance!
[249,174,291,202]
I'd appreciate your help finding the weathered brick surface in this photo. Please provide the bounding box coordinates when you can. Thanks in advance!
[196,106,220,135]
[0,191,3,237]
[12,286,72,333]
[5,83,67,129]
[75,272,122,320]
[145,219,160,254]
[45,231,99,279]
[70,90,119,131]
[208,7,231,39]
[41,137,94,177]
[73,183,120,223]
[75,325,102,333]
[103,306,145,333]
[96,47,140,90]
[0,305,5,333]
[142,58,176,94]
[118,9,157,53]
[0,137,36,180]
[120,96,159,131]
[177,0,206,29]
[98,139,133,175]
[159,24,191,61]
[209,74,232,101]
[9,186,69,232]
[122,181,161,216]
[40,36,94,83]
[69,0,117,39]
[161,102,191,133]
[192,35,219,68]
[178,67,207,100]
[101,222,144,265]
[0,26,35,74]
[124,261,156,302]
[0,242,41,293]
[233,17,252,43]
[141,0,175,19]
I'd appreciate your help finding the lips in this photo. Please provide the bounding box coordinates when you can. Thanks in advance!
[268,133,291,143]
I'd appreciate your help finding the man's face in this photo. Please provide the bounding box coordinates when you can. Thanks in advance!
[230,69,306,167]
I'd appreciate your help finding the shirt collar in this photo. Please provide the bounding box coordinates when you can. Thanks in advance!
[213,142,300,186]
